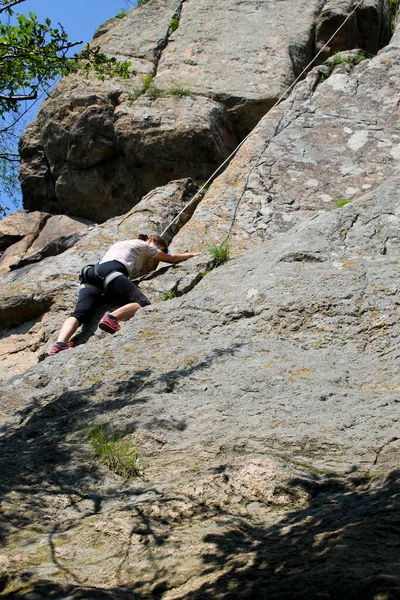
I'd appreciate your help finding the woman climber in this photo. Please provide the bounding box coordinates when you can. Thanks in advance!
[50,234,199,355]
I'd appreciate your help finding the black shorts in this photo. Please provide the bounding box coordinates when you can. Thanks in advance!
[71,260,151,324]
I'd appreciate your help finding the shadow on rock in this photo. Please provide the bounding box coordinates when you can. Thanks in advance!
[174,469,400,600]
[1,470,399,599]
[0,343,244,548]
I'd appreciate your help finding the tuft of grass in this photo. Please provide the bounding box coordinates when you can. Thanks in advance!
[137,0,152,6]
[89,425,142,479]
[169,86,194,96]
[142,74,164,98]
[142,73,154,92]
[116,9,127,18]
[329,52,370,67]
[355,53,368,64]
[209,243,230,267]
[147,82,165,99]
[128,73,165,101]
[169,17,180,34]
[161,289,177,301]
[336,196,351,208]
[329,53,355,66]
[129,75,195,103]
[200,264,213,278]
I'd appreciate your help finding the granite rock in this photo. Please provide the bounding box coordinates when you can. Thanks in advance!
[19,0,391,221]
[0,211,90,275]
[175,22,400,259]
[0,174,399,598]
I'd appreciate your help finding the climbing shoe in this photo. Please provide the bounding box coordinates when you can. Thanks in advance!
[99,314,121,334]
[50,341,74,355]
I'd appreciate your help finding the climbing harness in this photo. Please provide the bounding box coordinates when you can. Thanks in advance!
[160,0,366,243]
[79,264,124,291]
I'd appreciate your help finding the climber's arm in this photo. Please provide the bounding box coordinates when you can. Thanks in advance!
[157,251,200,264]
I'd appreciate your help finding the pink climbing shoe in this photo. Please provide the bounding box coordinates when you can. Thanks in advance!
[50,341,74,355]
[99,314,121,334]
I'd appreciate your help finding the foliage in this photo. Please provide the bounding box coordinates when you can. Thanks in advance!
[0,2,131,120]
[0,0,133,213]
[116,9,128,19]
[146,83,164,99]
[209,243,230,267]
[89,425,142,479]
[336,197,351,208]
[137,0,152,6]
[169,17,179,34]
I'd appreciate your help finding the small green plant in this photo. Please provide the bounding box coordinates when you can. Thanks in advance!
[200,264,213,278]
[89,425,142,479]
[161,289,177,301]
[128,73,165,101]
[390,0,399,31]
[137,0,152,6]
[329,53,354,66]
[169,85,194,96]
[141,74,164,98]
[169,17,180,34]
[116,9,127,18]
[128,87,143,101]
[329,52,370,67]
[194,179,211,190]
[209,243,230,267]
[355,53,368,64]
[147,82,165,99]
[336,196,351,208]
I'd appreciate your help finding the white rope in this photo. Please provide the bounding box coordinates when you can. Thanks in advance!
[161,0,365,239]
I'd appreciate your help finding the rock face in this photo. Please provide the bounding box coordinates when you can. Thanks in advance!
[18,0,391,221]
[1,1,399,598]
[0,210,90,275]
[1,174,400,598]
[175,22,400,255]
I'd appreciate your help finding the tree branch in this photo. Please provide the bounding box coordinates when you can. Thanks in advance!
[0,40,83,55]
[0,92,37,101]
[0,152,20,162]
[0,0,26,16]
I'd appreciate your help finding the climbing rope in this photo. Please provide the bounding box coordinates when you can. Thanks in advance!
[161,0,366,242]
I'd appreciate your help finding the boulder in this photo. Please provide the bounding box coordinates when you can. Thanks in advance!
[315,0,391,61]
[0,210,48,253]
[20,91,236,222]
[0,212,91,275]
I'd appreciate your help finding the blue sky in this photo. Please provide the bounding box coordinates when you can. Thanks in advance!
[20,0,134,51]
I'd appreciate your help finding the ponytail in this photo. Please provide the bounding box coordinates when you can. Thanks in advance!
[138,233,169,254]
